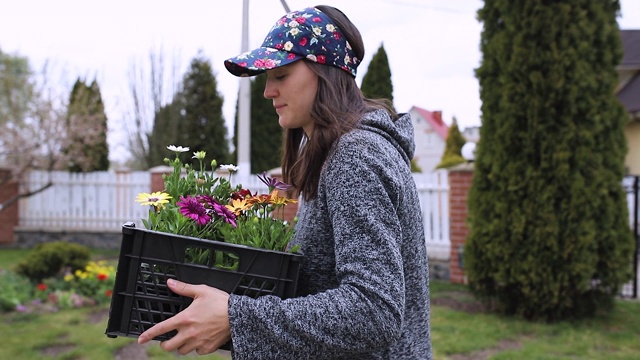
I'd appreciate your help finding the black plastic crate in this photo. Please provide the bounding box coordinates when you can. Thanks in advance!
[105,222,302,346]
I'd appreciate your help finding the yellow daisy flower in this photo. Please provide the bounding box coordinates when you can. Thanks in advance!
[270,190,298,207]
[135,192,172,208]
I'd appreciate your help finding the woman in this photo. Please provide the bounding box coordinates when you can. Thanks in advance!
[138,5,432,359]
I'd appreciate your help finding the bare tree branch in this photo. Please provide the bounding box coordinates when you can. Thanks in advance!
[0,181,52,211]
[124,46,182,170]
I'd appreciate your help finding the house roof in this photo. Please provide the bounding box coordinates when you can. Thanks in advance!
[621,30,640,67]
[618,72,640,113]
[410,106,449,140]
[618,30,640,117]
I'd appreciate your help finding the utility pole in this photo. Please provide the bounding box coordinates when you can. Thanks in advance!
[280,0,290,12]
[237,0,251,181]
[236,0,290,181]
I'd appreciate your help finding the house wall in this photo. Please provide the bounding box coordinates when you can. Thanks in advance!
[462,126,481,143]
[626,120,640,175]
[410,109,446,173]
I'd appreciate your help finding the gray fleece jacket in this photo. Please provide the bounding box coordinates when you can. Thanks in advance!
[228,110,432,359]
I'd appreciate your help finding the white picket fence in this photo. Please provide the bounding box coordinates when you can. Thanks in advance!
[17,169,452,259]
[18,171,150,231]
[15,170,640,297]
[414,171,450,260]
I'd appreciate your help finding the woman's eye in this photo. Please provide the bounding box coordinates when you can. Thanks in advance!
[275,75,286,80]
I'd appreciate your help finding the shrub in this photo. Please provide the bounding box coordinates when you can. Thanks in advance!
[15,242,91,282]
[466,0,634,321]
[436,154,466,170]
[0,269,33,312]
[436,117,466,170]
[64,260,116,305]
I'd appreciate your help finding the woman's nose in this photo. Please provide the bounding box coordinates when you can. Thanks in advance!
[263,78,277,99]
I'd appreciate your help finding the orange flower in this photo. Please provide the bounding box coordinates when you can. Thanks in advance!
[246,192,274,207]
[226,198,250,215]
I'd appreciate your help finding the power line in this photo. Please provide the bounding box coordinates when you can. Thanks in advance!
[382,0,476,14]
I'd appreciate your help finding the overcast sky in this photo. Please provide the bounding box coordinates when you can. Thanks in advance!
[1,0,639,163]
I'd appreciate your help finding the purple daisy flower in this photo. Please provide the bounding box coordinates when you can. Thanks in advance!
[197,194,218,208]
[177,196,211,226]
[258,171,292,191]
[213,202,238,228]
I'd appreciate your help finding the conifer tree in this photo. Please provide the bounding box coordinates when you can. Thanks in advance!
[233,74,283,174]
[65,79,109,172]
[176,53,229,167]
[148,98,182,167]
[360,44,394,109]
[466,0,634,321]
[436,117,466,169]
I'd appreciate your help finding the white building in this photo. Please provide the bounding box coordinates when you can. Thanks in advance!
[409,106,449,173]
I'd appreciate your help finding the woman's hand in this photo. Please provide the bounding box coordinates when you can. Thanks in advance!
[137,279,231,355]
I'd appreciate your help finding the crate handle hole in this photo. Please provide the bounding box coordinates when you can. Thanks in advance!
[184,246,239,271]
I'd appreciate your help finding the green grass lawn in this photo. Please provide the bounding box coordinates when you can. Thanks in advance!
[0,305,230,360]
[0,248,30,270]
[1,247,639,359]
[431,282,640,359]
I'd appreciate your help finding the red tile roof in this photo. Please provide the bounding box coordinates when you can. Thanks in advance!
[410,106,449,140]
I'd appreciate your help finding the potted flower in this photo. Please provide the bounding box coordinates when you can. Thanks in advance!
[106,145,302,344]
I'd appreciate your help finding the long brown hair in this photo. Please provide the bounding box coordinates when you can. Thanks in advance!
[281,5,397,201]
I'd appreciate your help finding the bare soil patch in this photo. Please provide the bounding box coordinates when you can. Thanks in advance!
[447,339,522,360]
[40,344,76,357]
[431,290,489,313]
[88,307,110,323]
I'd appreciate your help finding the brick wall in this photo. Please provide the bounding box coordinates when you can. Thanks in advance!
[0,169,19,244]
[448,163,474,284]
[150,166,172,192]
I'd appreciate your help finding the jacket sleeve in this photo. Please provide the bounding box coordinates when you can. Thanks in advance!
[227,137,407,359]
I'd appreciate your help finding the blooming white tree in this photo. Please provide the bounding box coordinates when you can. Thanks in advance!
[0,52,96,211]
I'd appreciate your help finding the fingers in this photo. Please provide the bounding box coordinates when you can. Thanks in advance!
[138,318,176,344]
[139,279,200,344]
[137,283,231,354]
[167,278,200,298]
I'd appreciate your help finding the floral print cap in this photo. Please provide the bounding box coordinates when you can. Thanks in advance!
[224,7,359,78]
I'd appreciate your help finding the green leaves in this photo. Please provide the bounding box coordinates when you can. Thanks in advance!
[219,217,296,253]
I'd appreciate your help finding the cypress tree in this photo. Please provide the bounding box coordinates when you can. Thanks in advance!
[232,74,284,174]
[250,74,283,174]
[177,53,229,168]
[65,78,109,172]
[436,117,467,169]
[148,98,182,167]
[360,43,394,109]
[465,0,634,321]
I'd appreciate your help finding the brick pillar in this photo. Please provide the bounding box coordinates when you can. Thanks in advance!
[448,163,474,284]
[0,169,19,244]
[149,166,173,193]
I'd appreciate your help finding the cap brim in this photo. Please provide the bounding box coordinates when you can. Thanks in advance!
[224,47,303,77]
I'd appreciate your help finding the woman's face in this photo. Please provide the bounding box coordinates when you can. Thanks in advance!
[264,60,318,135]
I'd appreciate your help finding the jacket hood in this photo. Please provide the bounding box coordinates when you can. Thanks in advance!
[358,110,415,166]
